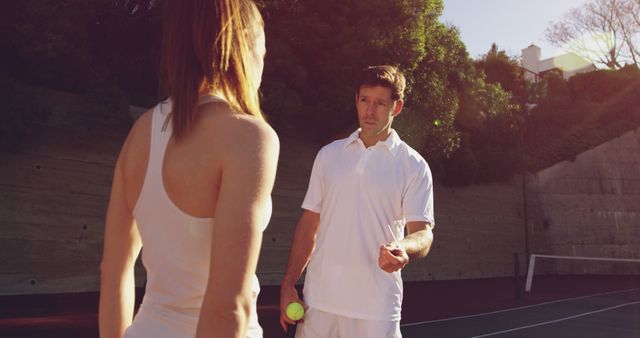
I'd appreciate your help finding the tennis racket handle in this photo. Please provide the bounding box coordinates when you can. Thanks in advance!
[286,323,297,338]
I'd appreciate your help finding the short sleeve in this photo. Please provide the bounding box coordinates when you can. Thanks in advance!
[402,160,434,227]
[301,149,325,213]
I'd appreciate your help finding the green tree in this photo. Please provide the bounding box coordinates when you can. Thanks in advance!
[441,133,478,186]
[401,21,469,162]
[476,43,528,106]
[442,44,523,184]
[91,0,164,106]
[260,0,434,137]
[1,0,96,90]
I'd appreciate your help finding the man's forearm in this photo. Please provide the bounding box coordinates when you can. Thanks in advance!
[397,227,433,260]
[281,211,320,287]
[282,238,314,287]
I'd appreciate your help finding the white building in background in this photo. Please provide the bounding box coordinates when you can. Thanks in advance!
[521,44,596,82]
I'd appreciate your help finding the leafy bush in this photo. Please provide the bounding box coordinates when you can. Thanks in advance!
[524,74,640,172]
[569,65,640,103]
[441,134,478,186]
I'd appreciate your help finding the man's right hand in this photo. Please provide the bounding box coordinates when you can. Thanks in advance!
[279,284,306,331]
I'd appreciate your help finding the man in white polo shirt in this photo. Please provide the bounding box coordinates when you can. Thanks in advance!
[279,65,434,338]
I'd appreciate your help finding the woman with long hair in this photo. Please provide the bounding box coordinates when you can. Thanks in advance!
[98,0,278,337]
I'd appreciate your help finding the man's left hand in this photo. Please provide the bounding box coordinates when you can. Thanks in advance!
[378,243,409,273]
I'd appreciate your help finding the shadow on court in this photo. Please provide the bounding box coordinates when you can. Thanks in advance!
[401,289,640,338]
[0,275,638,338]
[258,275,640,338]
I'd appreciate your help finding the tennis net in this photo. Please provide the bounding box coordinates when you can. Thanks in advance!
[525,254,640,292]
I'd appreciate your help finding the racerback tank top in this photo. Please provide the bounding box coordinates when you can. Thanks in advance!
[124,96,269,338]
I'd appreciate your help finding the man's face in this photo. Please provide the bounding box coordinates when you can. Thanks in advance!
[356,85,403,141]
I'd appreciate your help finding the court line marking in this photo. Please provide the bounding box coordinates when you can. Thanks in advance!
[400,287,640,327]
[470,300,640,337]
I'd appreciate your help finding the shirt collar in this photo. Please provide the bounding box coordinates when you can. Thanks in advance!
[344,128,402,156]
[344,129,361,147]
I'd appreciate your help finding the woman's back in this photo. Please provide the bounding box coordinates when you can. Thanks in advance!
[121,98,236,219]
[119,97,273,338]
[99,1,276,337]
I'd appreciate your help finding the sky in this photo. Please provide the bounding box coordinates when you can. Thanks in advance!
[440,0,591,60]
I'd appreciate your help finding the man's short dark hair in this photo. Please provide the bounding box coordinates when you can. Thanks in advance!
[356,65,406,101]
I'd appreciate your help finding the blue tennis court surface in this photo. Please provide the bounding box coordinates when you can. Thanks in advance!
[401,288,640,337]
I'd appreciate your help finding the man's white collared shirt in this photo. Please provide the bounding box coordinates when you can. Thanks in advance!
[301,129,434,321]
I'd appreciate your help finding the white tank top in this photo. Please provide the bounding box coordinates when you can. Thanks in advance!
[124,96,270,338]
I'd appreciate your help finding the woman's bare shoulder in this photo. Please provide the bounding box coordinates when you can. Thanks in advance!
[115,108,153,183]
[198,106,279,155]
[122,108,153,158]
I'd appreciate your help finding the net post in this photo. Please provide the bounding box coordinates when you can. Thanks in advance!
[525,254,537,292]
[514,252,521,299]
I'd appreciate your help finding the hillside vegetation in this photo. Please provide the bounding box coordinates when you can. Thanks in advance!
[524,67,640,172]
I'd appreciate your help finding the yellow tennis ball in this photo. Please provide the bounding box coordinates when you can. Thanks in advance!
[286,302,305,321]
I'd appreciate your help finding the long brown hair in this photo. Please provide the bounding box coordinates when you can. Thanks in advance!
[161,0,264,140]
[356,65,406,101]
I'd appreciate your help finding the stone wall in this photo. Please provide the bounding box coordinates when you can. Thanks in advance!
[402,181,526,282]
[0,104,527,294]
[0,111,133,295]
[526,127,640,274]
[5,92,638,295]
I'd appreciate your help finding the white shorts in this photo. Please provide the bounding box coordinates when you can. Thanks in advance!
[295,307,401,338]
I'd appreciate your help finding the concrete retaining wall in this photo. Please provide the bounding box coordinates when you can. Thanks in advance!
[526,128,640,274]
[2,91,637,295]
